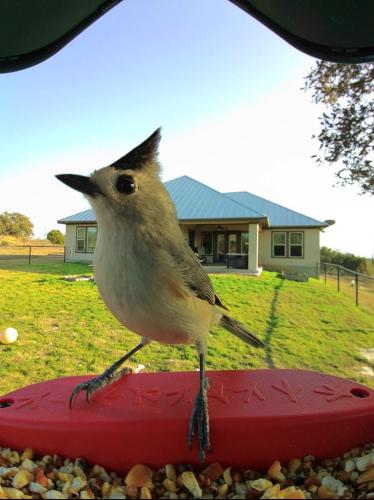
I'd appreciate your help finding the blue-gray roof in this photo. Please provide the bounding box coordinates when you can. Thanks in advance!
[225,191,326,227]
[165,176,266,221]
[58,175,326,228]
[58,208,96,224]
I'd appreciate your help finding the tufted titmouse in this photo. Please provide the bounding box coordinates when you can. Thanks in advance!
[56,128,264,460]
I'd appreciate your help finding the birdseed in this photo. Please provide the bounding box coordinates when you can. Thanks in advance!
[0,443,373,498]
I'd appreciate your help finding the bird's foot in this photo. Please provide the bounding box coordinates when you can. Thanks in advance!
[188,378,211,461]
[69,367,132,408]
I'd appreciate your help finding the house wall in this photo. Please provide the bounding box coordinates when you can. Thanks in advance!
[64,224,96,262]
[259,228,320,277]
[63,223,321,277]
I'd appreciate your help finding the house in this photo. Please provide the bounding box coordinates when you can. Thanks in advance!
[58,175,329,277]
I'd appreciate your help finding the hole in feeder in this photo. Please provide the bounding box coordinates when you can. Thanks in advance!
[0,399,14,408]
[351,387,370,398]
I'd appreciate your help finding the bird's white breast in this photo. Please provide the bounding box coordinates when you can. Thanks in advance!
[93,224,213,346]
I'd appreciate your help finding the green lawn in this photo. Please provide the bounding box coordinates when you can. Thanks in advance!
[0,261,373,396]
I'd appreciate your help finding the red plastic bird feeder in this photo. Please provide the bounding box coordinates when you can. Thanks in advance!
[0,369,373,473]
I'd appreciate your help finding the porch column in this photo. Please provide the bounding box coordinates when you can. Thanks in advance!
[248,223,260,274]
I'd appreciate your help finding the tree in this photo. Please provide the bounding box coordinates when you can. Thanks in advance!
[320,246,367,273]
[47,229,64,245]
[0,212,33,239]
[303,61,374,195]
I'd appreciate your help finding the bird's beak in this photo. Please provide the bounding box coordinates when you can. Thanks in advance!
[56,174,103,197]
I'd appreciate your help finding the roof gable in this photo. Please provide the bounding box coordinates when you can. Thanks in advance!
[164,176,265,220]
[225,191,326,227]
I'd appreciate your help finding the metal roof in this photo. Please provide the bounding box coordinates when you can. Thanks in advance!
[225,191,327,228]
[57,175,326,227]
[57,208,96,224]
[164,176,265,221]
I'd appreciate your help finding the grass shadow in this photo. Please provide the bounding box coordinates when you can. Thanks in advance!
[264,278,284,368]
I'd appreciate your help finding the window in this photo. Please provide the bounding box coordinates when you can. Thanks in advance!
[272,231,304,258]
[289,232,303,258]
[76,226,98,253]
[272,232,286,257]
[87,227,98,252]
[201,232,213,254]
[241,232,248,254]
[76,227,86,252]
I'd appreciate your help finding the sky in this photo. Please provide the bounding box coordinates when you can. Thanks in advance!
[1,0,373,257]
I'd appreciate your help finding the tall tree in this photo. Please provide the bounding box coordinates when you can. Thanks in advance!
[304,61,374,195]
[0,212,33,239]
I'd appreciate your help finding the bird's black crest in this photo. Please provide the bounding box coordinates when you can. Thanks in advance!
[111,128,161,171]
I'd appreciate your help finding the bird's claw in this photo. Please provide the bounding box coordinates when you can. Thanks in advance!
[69,376,105,408]
[188,387,211,462]
[69,367,132,408]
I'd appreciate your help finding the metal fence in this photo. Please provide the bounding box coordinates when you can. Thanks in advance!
[320,262,374,308]
[0,245,65,264]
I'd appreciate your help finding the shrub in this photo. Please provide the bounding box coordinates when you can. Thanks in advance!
[47,229,65,245]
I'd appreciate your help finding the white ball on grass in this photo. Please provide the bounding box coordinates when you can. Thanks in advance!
[0,327,18,344]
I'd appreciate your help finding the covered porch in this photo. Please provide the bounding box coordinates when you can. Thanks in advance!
[180,221,263,275]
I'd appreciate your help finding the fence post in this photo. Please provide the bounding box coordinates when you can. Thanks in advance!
[28,246,31,264]
[355,273,359,307]
[324,263,327,284]
[337,266,340,292]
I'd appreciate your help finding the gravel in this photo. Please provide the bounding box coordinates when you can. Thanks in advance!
[1,443,374,499]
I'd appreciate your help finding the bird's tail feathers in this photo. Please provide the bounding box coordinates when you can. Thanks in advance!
[220,314,264,348]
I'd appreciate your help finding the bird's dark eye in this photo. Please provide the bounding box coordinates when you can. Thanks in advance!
[116,175,136,194]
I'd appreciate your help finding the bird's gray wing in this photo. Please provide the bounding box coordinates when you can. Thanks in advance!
[168,242,265,349]
[171,245,229,310]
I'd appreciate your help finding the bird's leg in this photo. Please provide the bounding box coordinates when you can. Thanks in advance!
[188,351,211,461]
[69,341,146,408]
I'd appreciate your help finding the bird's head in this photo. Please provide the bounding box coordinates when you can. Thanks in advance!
[56,128,177,228]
